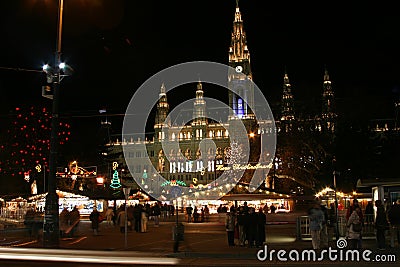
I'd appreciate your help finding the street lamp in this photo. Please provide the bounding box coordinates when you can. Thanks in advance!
[332,156,339,240]
[43,0,65,248]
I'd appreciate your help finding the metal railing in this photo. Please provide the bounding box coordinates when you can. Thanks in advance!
[0,207,28,223]
[296,214,376,241]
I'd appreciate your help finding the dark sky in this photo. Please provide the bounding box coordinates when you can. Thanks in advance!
[0,0,399,160]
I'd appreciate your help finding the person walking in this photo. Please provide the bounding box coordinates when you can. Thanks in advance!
[68,206,80,237]
[347,205,362,249]
[89,208,100,236]
[105,207,114,227]
[141,207,148,233]
[24,207,36,238]
[236,206,246,247]
[308,201,325,250]
[59,207,70,237]
[225,206,236,247]
[388,199,400,248]
[327,203,337,245]
[246,207,257,248]
[365,201,374,225]
[153,202,161,227]
[375,199,389,250]
[116,208,126,233]
[204,205,210,222]
[134,204,142,232]
[186,205,193,223]
[320,204,329,249]
[256,207,266,247]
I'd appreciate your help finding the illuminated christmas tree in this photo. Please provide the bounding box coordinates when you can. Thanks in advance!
[0,105,71,189]
[110,169,121,189]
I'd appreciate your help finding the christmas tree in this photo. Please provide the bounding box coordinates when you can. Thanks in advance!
[0,105,71,193]
[110,169,121,189]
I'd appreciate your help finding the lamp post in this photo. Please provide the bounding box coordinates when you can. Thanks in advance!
[332,157,339,240]
[43,0,64,248]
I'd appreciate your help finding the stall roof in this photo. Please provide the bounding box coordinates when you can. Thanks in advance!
[357,178,400,187]
[28,190,89,201]
[220,193,291,201]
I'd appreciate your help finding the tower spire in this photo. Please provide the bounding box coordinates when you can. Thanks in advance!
[321,66,336,132]
[228,3,254,120]
[193,80,207,125]
[155,83,170,131]
[281,69,295,124]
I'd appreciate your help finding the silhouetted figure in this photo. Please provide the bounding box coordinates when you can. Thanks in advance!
[375,200,389,250]
[89,208,100,236]
[256,207,266,247]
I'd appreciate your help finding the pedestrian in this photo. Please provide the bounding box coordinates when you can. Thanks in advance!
[346,199,363,222]
[320,204,329,249]
[225,206,236,247]
[127,204,134,231]
[186,205,193,223]
[388,199,400,248]
[141,207,148,233]
[89,208,100,236]
[347,205,362,249]
[365,201,374,225]
[204,205,210,222]
[375,199,389,250]
[256,207,266,247]
[246,207,257,248]
[193,206,199,223]
[24,207,36,238]
[153,202,161,227]
[105,207,114,227]
[133,204,142,232]
[308,201,325,250]
[327,203,337,245]
[59,207,70,237]
[270,204,276,214]
[116,208,126,233]
[68,206,80,237]
[161,203,168,220]
[237,206,246,246]
[217,204,223,223]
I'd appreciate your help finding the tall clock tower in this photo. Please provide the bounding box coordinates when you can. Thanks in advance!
[228,1,255,122]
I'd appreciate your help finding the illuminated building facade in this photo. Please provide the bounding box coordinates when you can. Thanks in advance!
[107,2,336,195]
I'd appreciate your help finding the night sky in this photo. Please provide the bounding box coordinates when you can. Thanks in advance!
[0,0,399,162]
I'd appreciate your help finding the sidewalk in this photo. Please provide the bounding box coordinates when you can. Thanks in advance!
[1,214,399,266]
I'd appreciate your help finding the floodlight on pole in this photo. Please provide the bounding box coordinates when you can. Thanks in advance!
[43,0,64,248]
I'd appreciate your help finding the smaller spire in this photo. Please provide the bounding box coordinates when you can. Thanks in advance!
[160,83,166,96]
[324,66,330,81]
[284,67,290,84]
[197,80,203,92]
[234,0,242,21]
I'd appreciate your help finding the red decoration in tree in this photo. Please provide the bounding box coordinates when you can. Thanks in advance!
[0,105,71,177]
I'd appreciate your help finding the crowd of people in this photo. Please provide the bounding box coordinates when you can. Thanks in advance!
[224,201,267,248]
[185,205,210,223]
[105,202,176,234]
[308,198,400,250]
[344,198,400,250]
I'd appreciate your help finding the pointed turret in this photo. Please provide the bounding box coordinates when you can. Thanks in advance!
[321,67,336,132]
[192,80,207,125]
[155,83,170,141]
[228,1,255,121]
[281,69,295,122]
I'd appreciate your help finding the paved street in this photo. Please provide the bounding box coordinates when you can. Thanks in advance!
[1,213,399,266]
